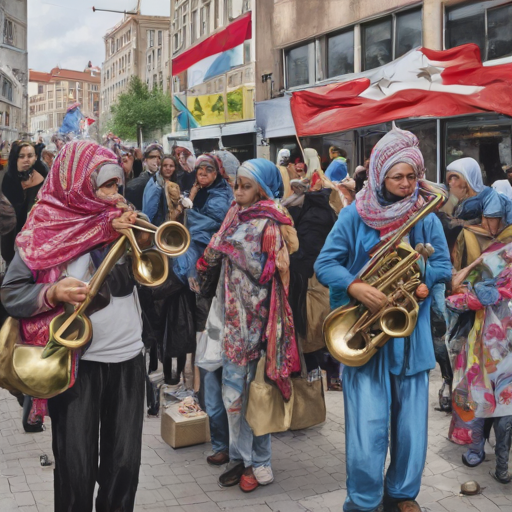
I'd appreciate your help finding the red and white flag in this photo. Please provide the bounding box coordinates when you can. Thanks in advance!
[291,44,512,137]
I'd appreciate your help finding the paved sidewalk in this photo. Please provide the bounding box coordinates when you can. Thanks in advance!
[0,368,511,512]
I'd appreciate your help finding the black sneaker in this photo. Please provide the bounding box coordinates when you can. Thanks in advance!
[490,469,511,484]
[218,461,244,488]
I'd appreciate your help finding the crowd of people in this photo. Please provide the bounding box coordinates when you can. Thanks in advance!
[0,126,511,512]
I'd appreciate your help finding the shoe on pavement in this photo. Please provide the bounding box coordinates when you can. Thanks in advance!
[490,469,511,484]
[218,461,244,487]
[207,451,229,466]
[240,467,259,493]
[393,500,421,512]
[462,450,485,467]
[253,465,274,485]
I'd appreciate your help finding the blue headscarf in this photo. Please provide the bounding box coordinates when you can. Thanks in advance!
[237,159,284,199]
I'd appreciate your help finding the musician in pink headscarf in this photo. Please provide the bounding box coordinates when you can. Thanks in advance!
[2,141,146,512]
[315,127,452,512]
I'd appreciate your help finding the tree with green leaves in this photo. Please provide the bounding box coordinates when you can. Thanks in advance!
[109,76,173,140]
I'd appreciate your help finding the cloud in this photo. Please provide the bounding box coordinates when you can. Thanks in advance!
[28,0,169,72]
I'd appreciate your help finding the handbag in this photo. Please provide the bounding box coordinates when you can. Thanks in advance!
[290,346,326,430]
[0,317,72,399]
[245,354,294,436]
[195,296,223,372]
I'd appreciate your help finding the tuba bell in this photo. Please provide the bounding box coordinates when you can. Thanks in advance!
[323,183,447,367]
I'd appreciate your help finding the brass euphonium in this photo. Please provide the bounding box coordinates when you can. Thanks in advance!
[323,183,448,367]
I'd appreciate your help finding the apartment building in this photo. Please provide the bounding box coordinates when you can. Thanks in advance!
[254,0,512,185]
[170,0,255,160]
[100,13,170,129]
[0,0,28,143]
[28,65,101,135]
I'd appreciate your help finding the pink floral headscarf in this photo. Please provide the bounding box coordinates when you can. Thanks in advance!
[355,127,426,239]
[17,141,123,271]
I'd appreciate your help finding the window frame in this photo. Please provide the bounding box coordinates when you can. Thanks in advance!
[284,41,316,89]
[326,27,355,79]
[444,0,512,62]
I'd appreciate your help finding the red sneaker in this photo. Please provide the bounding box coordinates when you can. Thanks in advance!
[239,472,259,493]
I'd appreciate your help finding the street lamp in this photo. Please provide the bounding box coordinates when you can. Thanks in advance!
[92,7,138,14]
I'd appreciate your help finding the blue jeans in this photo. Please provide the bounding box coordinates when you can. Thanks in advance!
[222,358,271,468]
[199,367,229,454]
[343,353,429,512]
[494,416,512,479]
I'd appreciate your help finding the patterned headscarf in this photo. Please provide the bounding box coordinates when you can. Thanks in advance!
[355,127,426,239]
[17,141,123,271]
[237,159,284,199]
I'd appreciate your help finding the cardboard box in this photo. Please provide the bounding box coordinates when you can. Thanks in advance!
[161,403,211,449]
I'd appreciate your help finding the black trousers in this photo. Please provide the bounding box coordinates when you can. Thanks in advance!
[48,353,145,512]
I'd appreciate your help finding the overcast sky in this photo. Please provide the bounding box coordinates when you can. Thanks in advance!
[27,0,169,72]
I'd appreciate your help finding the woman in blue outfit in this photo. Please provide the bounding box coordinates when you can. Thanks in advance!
[158,154,234,387]
[315,128,452,512]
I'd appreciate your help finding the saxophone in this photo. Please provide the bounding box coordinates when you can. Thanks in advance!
[323,182,448,367]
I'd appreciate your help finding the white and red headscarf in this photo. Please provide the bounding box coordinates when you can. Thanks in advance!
[355,127,426,239]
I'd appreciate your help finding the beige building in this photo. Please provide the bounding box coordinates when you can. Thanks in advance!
[169,0,255,159]
[255,0,512,184]
[28,66,101,135]
[100,13,170,130]
[0,0,28,143]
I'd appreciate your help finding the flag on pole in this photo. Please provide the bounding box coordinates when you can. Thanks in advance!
[290,44,512,137]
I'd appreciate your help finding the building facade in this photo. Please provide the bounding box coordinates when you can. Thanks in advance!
[0,0,28,143]
[100,13,170,131]
[28,66,101,136]
[254,0,512,185]
[169,0,255,160]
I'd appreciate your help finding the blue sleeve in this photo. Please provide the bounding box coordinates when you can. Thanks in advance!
[482,188,504,218]
[201,189,234,225]
[422,215,453,290]
[142,179,161,223]
[314,207,358,295]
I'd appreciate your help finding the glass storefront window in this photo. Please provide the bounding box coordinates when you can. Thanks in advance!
[395,9,422,58]
[445,115,512,185]
[363,18,392,71]
[286,43,315,88]
[487,4,512,60]
[327,30,354,78]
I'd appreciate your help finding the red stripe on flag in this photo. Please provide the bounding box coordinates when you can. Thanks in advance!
[292,84,512,137]
[172,11,252,76]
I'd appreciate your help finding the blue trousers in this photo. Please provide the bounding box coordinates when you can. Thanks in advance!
[222,359,271,468]
[343,354,429,512]
[199,367,229,454]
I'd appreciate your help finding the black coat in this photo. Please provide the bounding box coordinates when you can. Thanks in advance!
[124,171,152,211]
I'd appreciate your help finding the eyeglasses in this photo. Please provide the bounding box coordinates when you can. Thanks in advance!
[385,174,417,183]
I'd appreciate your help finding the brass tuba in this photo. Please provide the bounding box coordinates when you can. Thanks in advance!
[323,183,447,367]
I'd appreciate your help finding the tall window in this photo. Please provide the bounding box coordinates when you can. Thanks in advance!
[38,84,44,94]
[362,8,422,70]
[446,2,512,61]
[200,5,210,36]
[327,29,354,78]
[3,19,14,46]
[158,30,163,46]
[362,18,393,70]
[191,10,198,43]
[285,43,315,88]
[2,78,13,101]
[148,30,155,48]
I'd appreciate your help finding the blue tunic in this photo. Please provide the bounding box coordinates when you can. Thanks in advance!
[455,186,512,224]
[314,203,452,376]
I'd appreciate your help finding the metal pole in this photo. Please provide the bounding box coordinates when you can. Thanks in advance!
[92,7,138,14]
